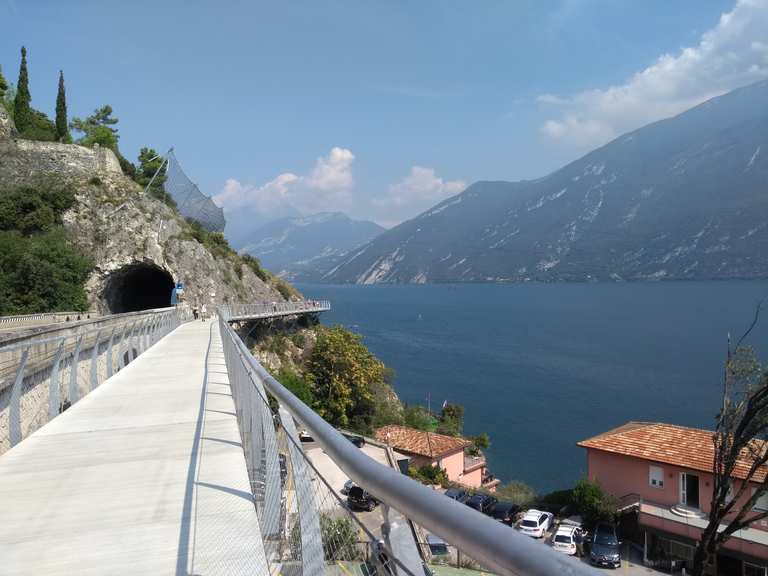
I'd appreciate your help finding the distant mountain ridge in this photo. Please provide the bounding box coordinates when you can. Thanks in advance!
[325,80,768,284]
[240,212,384,280]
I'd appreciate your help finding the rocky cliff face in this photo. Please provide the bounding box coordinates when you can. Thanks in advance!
[0,106,283,311]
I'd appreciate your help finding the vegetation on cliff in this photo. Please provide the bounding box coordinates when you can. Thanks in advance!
[0,182,92,314]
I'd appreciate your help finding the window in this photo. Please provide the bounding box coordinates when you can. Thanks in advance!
[649,465,664,488]
[752,489,768,512]
[744,562,767,576]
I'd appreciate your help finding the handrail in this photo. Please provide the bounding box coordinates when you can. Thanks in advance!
[220,300,331,322]
[0,311,98,327]
[219,317,599,576]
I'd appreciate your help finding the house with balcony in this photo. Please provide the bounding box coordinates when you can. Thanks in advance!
[375,425,500,490]
[578,422,768,576]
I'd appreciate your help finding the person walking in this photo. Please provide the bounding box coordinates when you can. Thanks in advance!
[201,303,207,322]
[192,304,199,320]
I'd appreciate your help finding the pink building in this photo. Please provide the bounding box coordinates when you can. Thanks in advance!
[579,422,768,576]
[375,425,499,490]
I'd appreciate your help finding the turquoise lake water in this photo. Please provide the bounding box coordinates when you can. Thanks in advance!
[295,281,768,494]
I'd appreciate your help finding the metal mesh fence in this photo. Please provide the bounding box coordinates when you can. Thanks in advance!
[164,149,226,232]
[219,317,418,576]
[0,309,190,454]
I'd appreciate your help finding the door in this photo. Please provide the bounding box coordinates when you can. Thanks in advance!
[680,472,700,508]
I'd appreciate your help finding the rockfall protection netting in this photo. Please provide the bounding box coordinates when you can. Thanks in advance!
[164,149,226,232]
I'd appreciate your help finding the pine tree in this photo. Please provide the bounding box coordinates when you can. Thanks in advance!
[14,46,32,133]
[55,71,70,142]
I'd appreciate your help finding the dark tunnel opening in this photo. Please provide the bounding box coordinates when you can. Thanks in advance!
[103,263,175,314]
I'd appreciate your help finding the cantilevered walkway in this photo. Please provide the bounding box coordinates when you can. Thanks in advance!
[0,320,266,575]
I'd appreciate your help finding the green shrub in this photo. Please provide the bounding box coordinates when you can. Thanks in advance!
[18,110,57,141]
[403,405,436,431]
[319,515,362,561]
[290,332,306,348]
[408,464,448,486]
[277,367,315,406]
[437,403,464,436]
[274,278,296,300]
[89,176,102,186]
[0,184,76,235]
[0,229,92,315]
[495,481,537,506]
[572,478,617,528]
[241,253,271,282]
[266,333,288,357]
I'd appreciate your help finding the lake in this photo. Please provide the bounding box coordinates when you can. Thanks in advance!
[295,281,768,494]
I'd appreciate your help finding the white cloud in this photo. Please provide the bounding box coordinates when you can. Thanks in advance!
[539,0,768,148]
[306,147,355,191]
[372,166,466,225]
[213,147,355,218]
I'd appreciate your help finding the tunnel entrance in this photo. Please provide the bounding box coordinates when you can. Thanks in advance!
[103,263,175,313]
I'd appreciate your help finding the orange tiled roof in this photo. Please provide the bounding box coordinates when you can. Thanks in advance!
[375,425,470,459]
[578,421,768,482]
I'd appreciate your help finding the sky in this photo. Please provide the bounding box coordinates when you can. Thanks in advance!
[2,0,767,243]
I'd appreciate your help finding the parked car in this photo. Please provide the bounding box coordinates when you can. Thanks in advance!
[590,522,621,569]
[298,430,314,443]
[344,433,366,448]
[341,479,356,495]
[488,501,520,524]
[348,486,379,511]
[552,524,583,556]
[518,509,554,538]
[466,493,498,514]
[444,488,469,503]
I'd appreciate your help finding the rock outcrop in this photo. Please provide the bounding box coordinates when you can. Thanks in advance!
[0,105,283,311]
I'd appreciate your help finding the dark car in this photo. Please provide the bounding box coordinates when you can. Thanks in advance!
[344,434,366,448]
[590,522,621,569]
[488,501,520,524]
[444,488,469,503]
[466,493,498,514]
[348,486,379,511]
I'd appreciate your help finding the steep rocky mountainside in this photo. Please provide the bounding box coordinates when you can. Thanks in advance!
[239,212,384,281]
[326,80,768,284]
[0,106,284,311]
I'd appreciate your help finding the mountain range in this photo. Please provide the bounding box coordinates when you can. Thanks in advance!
[324,80,768,284]
[239,212,384,280]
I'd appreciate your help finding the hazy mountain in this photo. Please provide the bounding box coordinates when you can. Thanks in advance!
[325,80,768,284]
[240,212,384,280]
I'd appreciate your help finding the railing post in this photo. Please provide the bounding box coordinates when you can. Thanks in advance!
[68,335,84,405]
[9,348,30,447]
[90,330,102,391]
[131,321,140,361]
[106,328,116,379]
[48,340,66,420]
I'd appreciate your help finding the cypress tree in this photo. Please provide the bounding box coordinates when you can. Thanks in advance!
[55,71,69,142]
[14,46,32,133]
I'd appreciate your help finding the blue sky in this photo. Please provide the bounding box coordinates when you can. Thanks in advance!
[2,0,766,241]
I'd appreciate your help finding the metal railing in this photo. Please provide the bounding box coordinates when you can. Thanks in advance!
[218,315,415,576]
[0,307,190,453]
[220,300,331,322]
[0,311,99,329]
[218,315,600,576]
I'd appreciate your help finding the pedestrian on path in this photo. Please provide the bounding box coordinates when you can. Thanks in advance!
[201,303,207,322]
